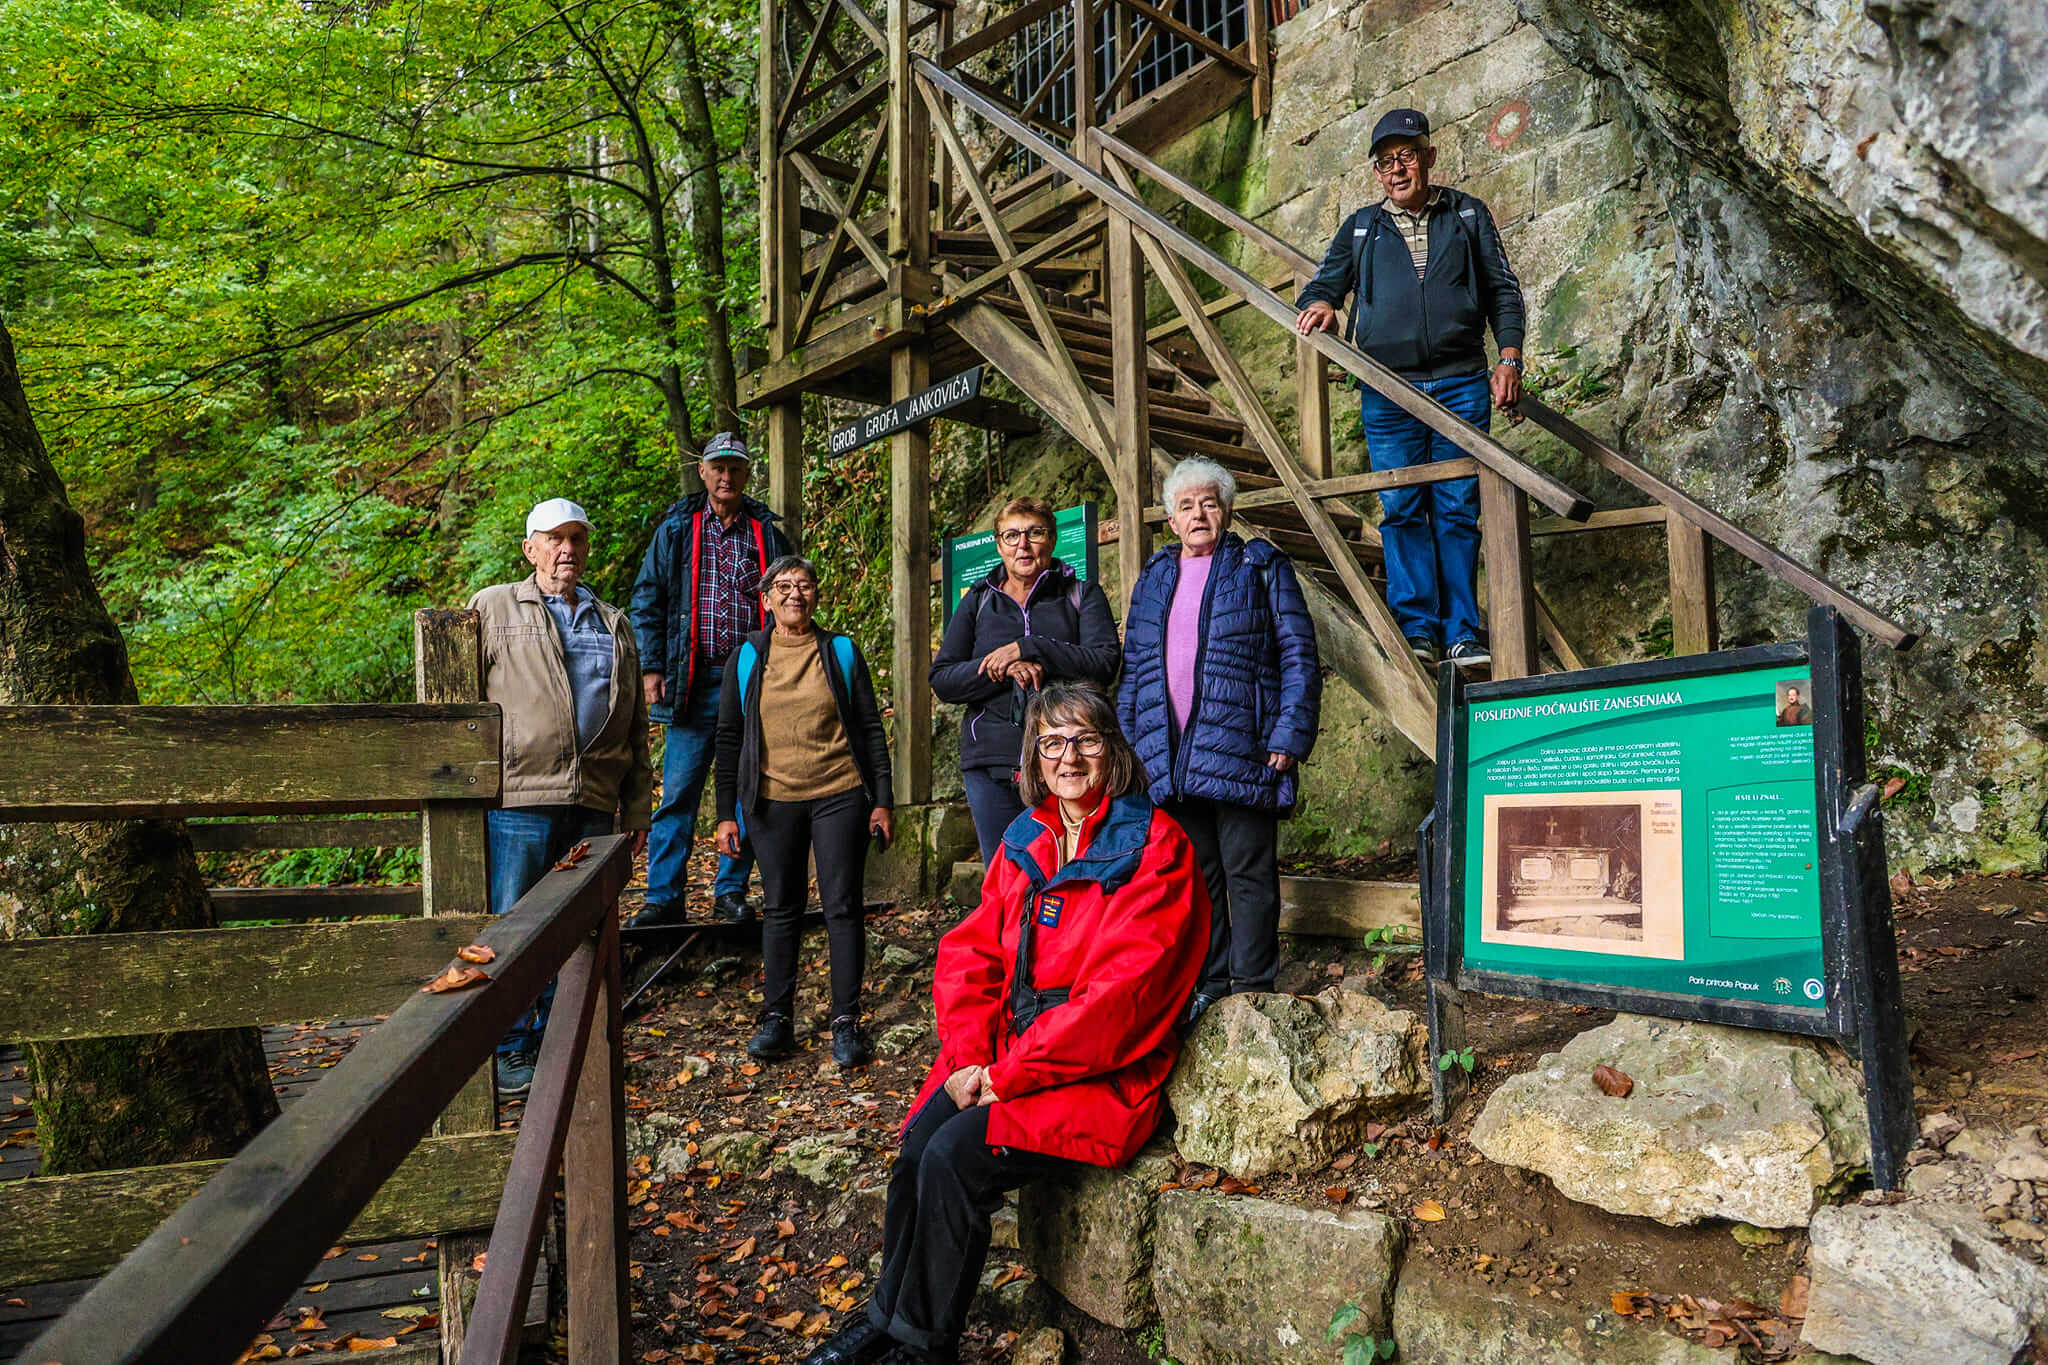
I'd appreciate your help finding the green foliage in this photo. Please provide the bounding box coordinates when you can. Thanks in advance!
[1,0,761,703]
[1436,1045,1477,1073]
[1328,1304,1397,1361]
[1135,1323,1180,1363]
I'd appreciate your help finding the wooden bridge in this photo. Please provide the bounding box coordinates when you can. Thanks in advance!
[743,0,1919,794]
[0,613,633,1363]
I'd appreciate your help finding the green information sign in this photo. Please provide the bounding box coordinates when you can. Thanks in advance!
[941,502,1097,623]
[1458,662,1826,1010]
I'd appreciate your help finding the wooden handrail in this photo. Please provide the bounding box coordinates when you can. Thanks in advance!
[912,63,1591,517]
[23,836,635,1365]
[1516,396,1919,650]
[1082,129,1921,651]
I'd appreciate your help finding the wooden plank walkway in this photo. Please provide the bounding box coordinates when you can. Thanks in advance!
[0,1024,544,1362]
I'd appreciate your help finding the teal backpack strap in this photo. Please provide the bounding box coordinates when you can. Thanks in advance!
[735,639,760,714]
[830,633,857,688]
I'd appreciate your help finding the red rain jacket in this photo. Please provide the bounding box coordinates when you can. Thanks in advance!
[904,792,1210,1167]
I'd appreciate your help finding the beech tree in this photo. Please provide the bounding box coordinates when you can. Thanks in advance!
[0,317,279,1172]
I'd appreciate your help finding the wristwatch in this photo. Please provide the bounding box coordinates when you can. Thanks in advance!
[1497,355,1525,373]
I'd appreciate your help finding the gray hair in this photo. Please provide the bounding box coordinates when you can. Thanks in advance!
[761,553,819,594]
[1161,458,1236,516]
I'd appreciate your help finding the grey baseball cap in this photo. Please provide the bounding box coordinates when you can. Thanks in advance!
[701,431,750,463]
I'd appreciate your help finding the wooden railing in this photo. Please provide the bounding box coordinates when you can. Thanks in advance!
[1,609,634,1363]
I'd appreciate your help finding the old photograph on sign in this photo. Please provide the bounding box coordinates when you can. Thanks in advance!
[1480,790,1684,959]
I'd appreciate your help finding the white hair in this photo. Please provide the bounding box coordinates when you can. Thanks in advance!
[1161,458,1236,516]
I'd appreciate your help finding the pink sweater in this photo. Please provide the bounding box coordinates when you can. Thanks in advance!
[1165,551,1215,731]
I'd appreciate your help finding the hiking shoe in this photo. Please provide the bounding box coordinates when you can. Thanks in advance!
[1183,992,1222,1029]
[748,1013,796,1061]
[712,892,755,924]
[1407,637,1438,667]
[1447,639,1492,667]
[832,1016,871,1068]
[801,1320,891,1365]
[626,900,688,930]
[495,1049,536,1099]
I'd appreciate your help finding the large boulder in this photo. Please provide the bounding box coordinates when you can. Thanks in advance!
[1392,1262,1737,1364]
[1469,1015,1870,1227]
[1151,1191,1403,1364]
[1803,1201,2048,1365]
[1017,1140,1176,1327]
[1168,988,1430,1179]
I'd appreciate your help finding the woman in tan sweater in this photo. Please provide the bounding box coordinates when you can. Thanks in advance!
[714,556,894,1067]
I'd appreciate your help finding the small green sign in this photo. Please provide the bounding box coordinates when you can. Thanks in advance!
[1460,662,1825,1010]
[941,502,1097,623]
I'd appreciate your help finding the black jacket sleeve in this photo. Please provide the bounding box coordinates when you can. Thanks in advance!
[1016,580,1122,686]
[1469,197,1526,353]
[848,641,895,810]
[630,520,673,680]
[929,589,1008,703]
[1294,209,1359,310]
[713,660,744,824]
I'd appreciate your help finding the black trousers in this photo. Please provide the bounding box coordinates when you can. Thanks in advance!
[1168,797,1281,995]
[751,784,869,1021]
[867,1094,1065,1354]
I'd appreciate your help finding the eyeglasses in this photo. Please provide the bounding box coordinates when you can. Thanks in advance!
[1372,147,1423,173]
[1035,731,1105,759]
[998,526,1052,547]
[768,579,817,597]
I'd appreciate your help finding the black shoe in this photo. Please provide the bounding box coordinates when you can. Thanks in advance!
[712,892,754,924]
[1447,639,1491,667]
[626,900,688,930]
[1407,637,1438,667]
[832,1016,871,1068]
[1183,992,1221,1028]
[748,1012,796,1060]
[801,1320,892,1365]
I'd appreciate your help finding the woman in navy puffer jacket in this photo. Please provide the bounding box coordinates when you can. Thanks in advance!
[1120,457,1321,1023]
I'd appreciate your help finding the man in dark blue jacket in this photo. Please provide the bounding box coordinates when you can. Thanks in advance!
[1295,107,1526,670]
[628,433,793,927]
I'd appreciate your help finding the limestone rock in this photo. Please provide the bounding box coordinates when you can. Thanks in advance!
[1393,1261,1736,1364]
[1017,1140,1176,1327]
[1470,1015,1870,1227]
[1151,1191,1403,1364]
[946,859,984,908]
[874,1022,929,1058]
[1803,1201,2048,1365]
[1168,988,1429,1179]
[774,1132,862,1188]
[626,1111,692,1176]
[698,1129,772,1175]
[1012,1326,1065,1365]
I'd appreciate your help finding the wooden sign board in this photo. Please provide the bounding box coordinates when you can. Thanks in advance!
[828,367,983,456]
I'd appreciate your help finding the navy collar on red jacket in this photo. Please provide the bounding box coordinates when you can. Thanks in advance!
[1000,790,1154,894]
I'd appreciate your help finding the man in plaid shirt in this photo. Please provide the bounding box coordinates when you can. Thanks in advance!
[629,433,793,926]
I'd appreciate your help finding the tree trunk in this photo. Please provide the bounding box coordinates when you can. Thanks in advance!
[670,10,743,435]
[0,318,279,1174]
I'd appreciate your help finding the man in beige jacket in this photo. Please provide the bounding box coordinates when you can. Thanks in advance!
[469,497,652,1096]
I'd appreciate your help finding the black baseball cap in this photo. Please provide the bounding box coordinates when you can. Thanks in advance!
[1370,108,1431,154]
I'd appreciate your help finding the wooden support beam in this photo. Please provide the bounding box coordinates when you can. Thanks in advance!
[741,300,908,407]
[891,343,935,805]
[0,703,499,821]
[184,816,417,852]
[932,210,1105,314]
[1108,213,1152,601]
[1667,508,1720,655]
[1296,324,1332,481]
[563,922,631,1360]
[1248,0,1273,117]
[207,885,422,921]
[1277,877,1421,941]
[1532,589,1588,672]
[936,0,1063,66]
[1147,458,1479,519]
[1529,504,1667,536]
[780,75,887,158]
[1478,468,1537,679]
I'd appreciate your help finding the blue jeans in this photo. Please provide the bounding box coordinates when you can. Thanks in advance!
[487,804,615,1058]
[647,666,755,906]
[1361,372,1490,647]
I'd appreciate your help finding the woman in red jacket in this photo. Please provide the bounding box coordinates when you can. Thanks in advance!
[804,683,1210,1365]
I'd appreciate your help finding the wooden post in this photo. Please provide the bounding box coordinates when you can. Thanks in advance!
[1108,215,1151,602]
[891,345,935,806]
[1667,511,1719,655]
[888,0,929,267]
[1295,277,1332,482]
[1248,0,1273,118]
[1476,470,1537,679]
[564,917,631,1359]
[1073,0,1098,169]
[413,608,495,1363]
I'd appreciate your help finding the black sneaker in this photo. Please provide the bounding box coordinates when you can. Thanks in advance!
[1447,639,1491,667]
[801,1320,892,1365]
[712,892,754,924]
[1407,637,1438,667]
[748,1012,796,1060]
[1183,992,1222,1028]
[832,1016,871,1068]
[626,900,687,930]
[495,1049,537,1099]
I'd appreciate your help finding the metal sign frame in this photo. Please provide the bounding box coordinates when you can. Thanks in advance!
[940,501,1098,624]
[1419,606,1914,1188]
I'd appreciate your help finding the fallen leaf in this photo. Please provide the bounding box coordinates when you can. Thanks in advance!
[726,1236,757,1262]
[1881,776,1907,802]
[775,1218,797,1239]
[739,1064,763,1077]
[322,1248,347,1260]
[423,964,489,994]
[457,944,497,964]
[355,1253,379,1262]
[305,1283,329,1294]
[293,1312,327,1334]
[1330,1153,1358,1171]
[1413,1200,1446,1222]
[1611,1290,1646,1316]
[347,1340,398,1352]
[552,842,591,869]
[471,1252,488,1273]
[1779,1275,1810,1319]
[1324,1186,1350,1203]
[1593,1065,1634,1098]
[1993,1048,2040,1064]
[768,1310,805,1330]
[991,1264,1029,1289]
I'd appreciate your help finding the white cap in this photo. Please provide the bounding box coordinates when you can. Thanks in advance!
[525,497,593,537]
